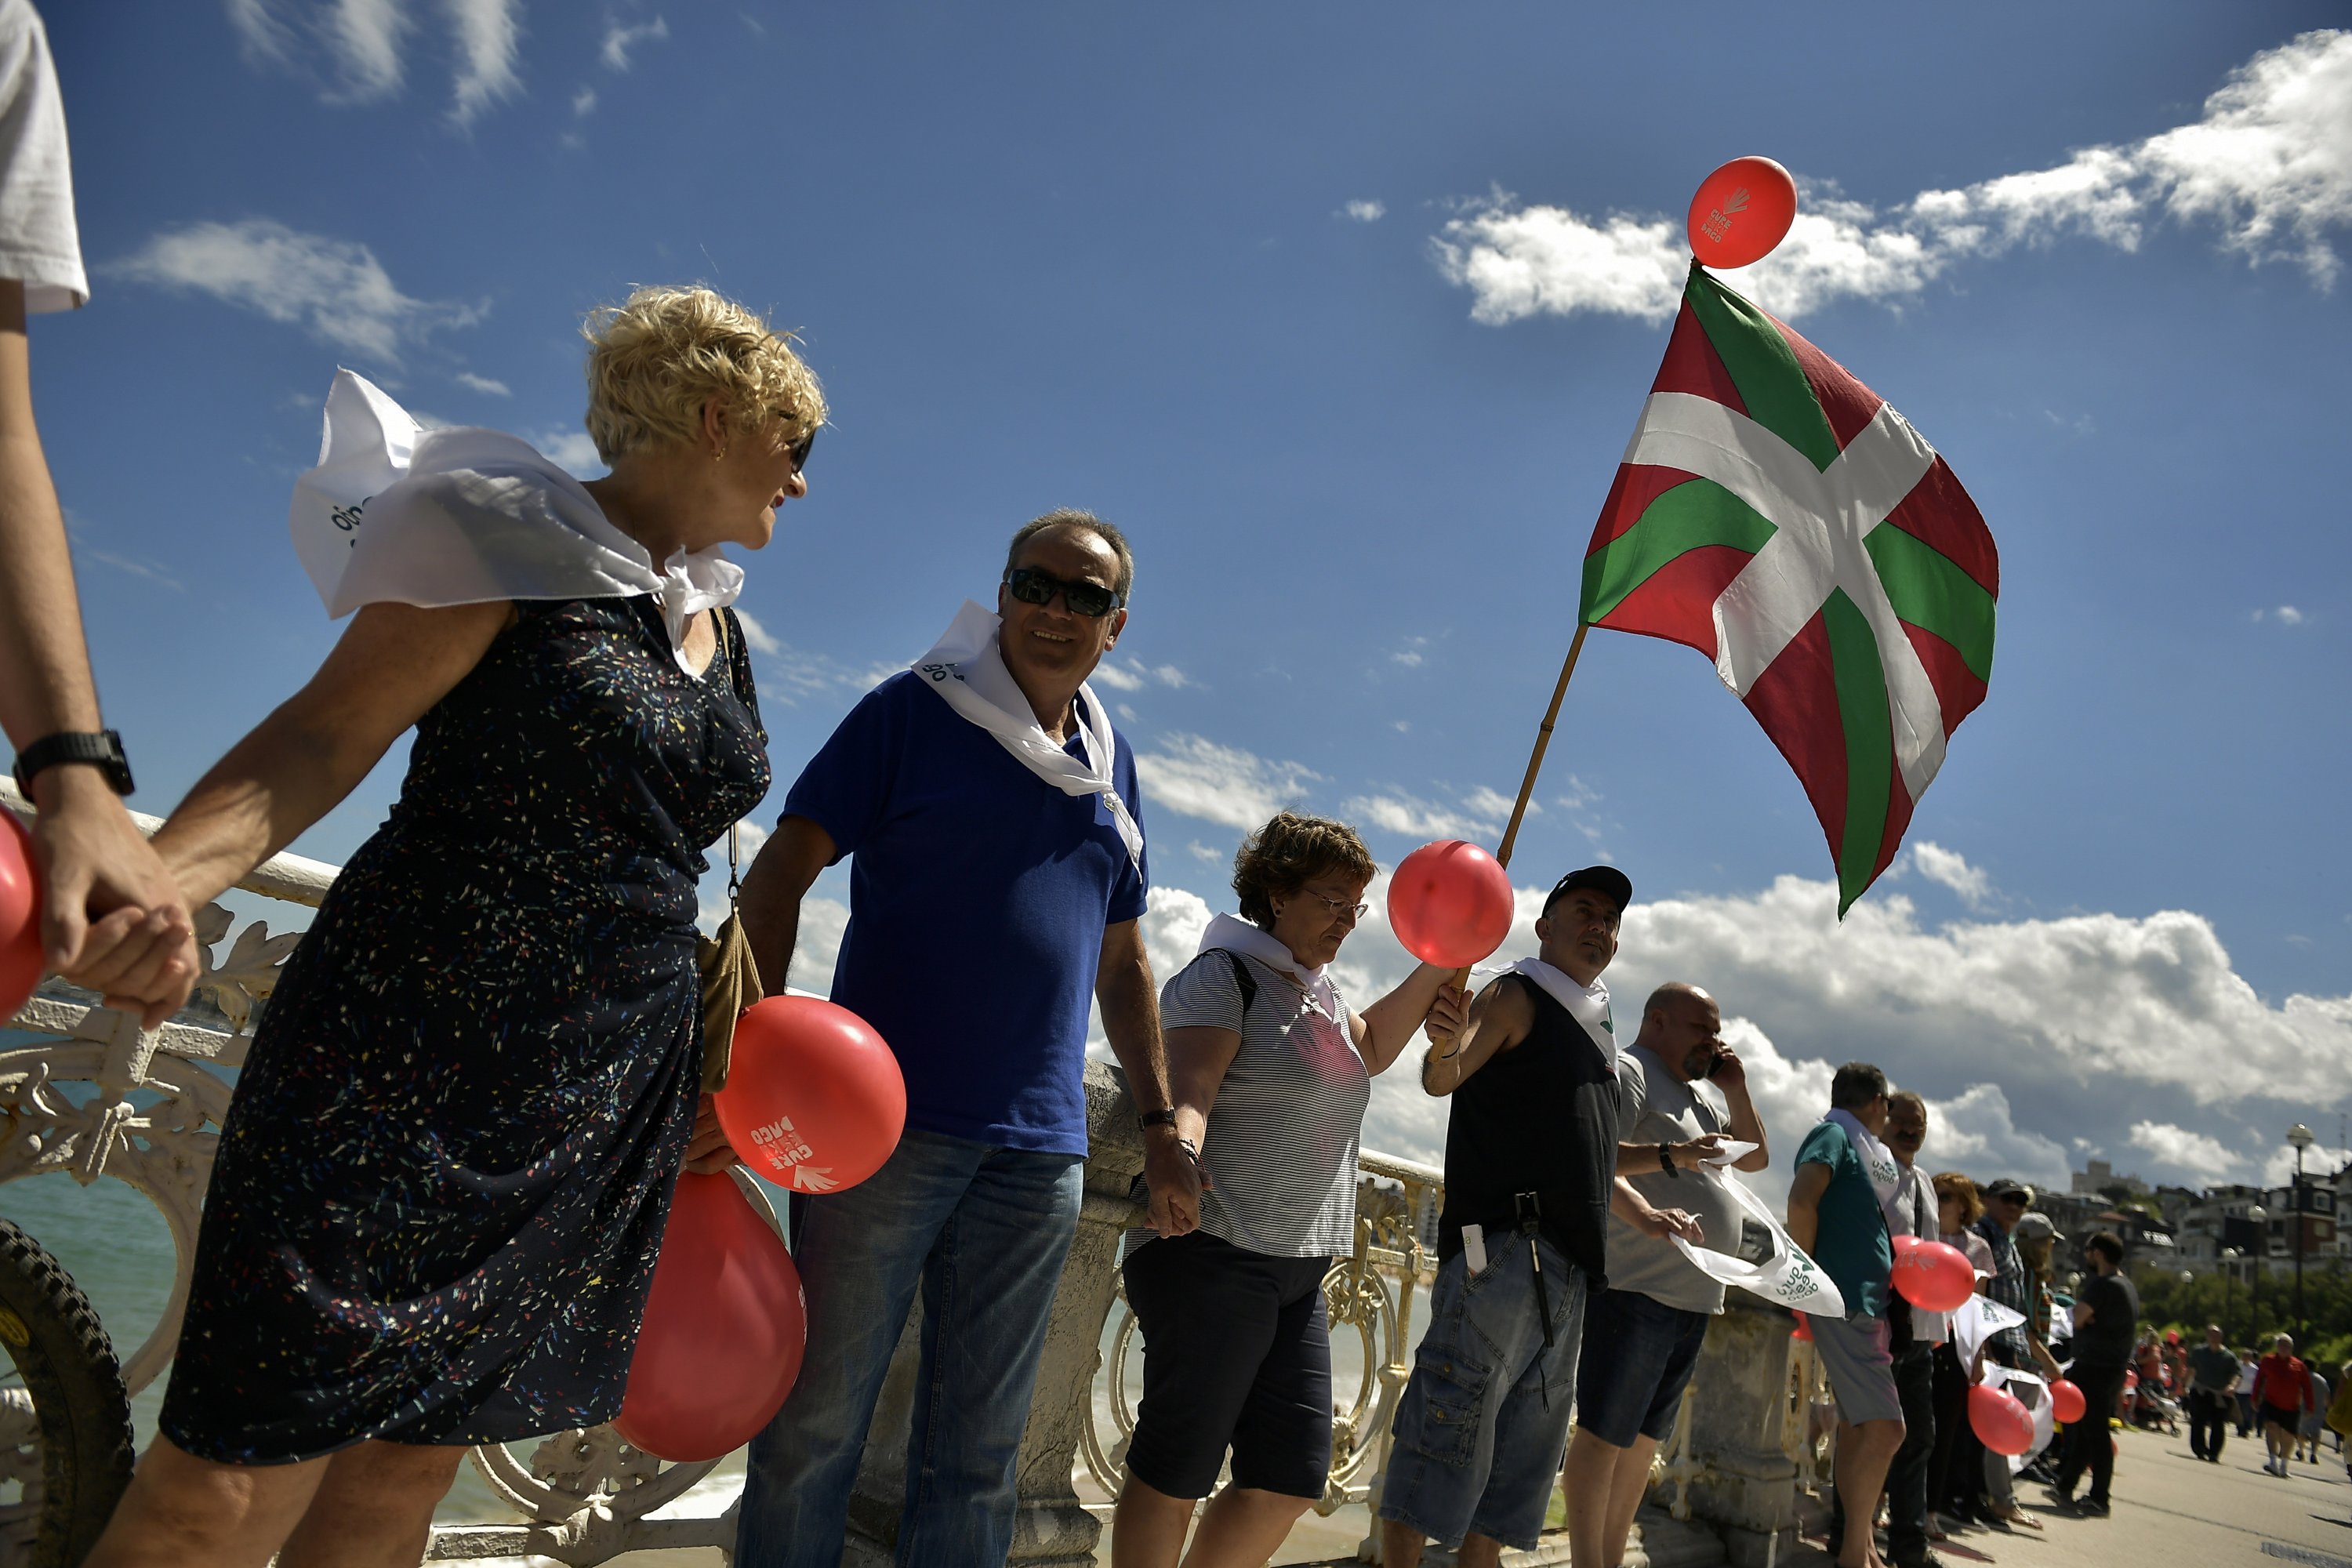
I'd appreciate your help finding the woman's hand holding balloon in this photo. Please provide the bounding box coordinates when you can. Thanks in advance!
[683,1092,741,1174]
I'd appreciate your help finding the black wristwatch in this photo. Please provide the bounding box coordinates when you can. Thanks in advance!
[1138,1108,1178,1134]
[1660,1144,1680,1178]
[12,730,134,798]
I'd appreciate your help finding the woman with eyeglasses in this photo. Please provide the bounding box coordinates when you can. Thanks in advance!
[85,286,822,1568]
[1112,812,1466,1568]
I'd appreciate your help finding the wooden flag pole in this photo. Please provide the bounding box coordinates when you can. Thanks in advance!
[1492,621,1591,871]
[1446,622,1593,996]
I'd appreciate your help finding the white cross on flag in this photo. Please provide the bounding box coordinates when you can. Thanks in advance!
[1581,266,1999,913]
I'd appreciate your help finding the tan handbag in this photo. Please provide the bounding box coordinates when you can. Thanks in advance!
[695,611,763,1093]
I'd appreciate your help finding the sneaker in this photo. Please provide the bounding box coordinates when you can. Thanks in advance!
[2076,1499,2111,1519]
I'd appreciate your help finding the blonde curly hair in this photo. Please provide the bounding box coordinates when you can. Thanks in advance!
[580,285,827,464]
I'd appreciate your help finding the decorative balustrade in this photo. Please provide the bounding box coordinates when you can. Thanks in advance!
[0,782,1804,1567]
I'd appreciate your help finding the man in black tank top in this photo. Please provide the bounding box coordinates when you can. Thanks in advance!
[1377,867,1635,1568]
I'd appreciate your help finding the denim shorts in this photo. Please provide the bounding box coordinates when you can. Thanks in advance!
[1378,1232,1585,1552]
[1573,1287,1711,1448]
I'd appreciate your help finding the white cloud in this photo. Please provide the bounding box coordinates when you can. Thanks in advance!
[530,427,604,477]
[731,607,781,656]
[1138,735,1320,830]
[453,370,510,397]
[107,219,482,363]
[1911,840,1994,909]
[601,16,670,71]
[1436,30,2352,323]
[1390,635,1429,669]
[226,0,524,125]
[572,84,597,116]
[1147,663,1193,690]
[445,0,522,125]
[2260,1141,2352,1187]
[2277,605,2307,625]
[2130,1120,2242,1183]
[1091,662,1145,692]
[1341,198,1387,223]
[1186,841,1226,864]
[1341,789,1503,842]
[1461,786,1530,825]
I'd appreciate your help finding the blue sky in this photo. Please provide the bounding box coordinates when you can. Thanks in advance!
[31,4,2352,1195]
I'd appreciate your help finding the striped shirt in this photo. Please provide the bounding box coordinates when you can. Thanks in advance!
[1160,948,1369,1259]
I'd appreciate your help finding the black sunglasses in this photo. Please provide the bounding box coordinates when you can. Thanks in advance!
[1003,566,1123,619]
[788,426,816,472]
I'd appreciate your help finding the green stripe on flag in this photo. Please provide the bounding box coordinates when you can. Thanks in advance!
[1864,524,1998,681]
[1822,588,1894,914]
[1581,479,1778,623]
[1685,270,1842,473]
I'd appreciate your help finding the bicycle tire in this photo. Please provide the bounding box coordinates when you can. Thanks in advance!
[0,1217,134,1567]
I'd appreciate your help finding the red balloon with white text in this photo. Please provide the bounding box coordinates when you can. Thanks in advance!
[1686,156,1798,269]
[715,996,906,1195]
[1387,840,1515,969]
[0,811,44,1018]
[615,1172,806,1461]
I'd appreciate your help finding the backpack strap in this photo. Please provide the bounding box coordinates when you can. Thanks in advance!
[1220,946,1258,1017]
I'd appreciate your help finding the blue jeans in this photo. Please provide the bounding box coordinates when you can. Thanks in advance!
[734,1128,1085,1568]
[1378,1234,1585,1552]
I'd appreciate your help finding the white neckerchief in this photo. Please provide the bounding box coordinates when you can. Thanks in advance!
[1826,1109,1905,1219]
[289,371,742,675]
[1504,957,1615,1068]
[1198,913,1342,1023]
[910,601,1144,872]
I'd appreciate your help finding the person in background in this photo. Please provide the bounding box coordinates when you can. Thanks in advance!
[2238,1346,2262,1439]
[1962,1180,2042,1528]
[2299,1364,2332,1464]
[2253,1333,2315,1476]
[733,510,1200,1568]
[1824,1089,1942,1568]
[2185,1323,2241,1464]
[1560,982,1770,1568]
[1787,1063,1903,1568]
[0,0,197,1025]
[1379,867,1638,1568]
[2327,1362,2352,1477]
[1927,1173,1994,1533]
[2045,1232,2136,1518]
[1111,813,1464,1568]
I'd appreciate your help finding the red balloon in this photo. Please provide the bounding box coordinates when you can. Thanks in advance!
[1890,1233,1920,1260]
[1968,1382,2035,1456]
[1791,1315,1813,1343]
[615,1172,807,1461]
[1889,1238,1974,1312]
[0,810,44,1019]
[715,996,906,1195]
[2049,1377,2088,1425]
[1686,156,1798,270]
[1386,840,1515,968]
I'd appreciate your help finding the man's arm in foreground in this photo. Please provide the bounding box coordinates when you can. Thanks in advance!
[1785,1160,1831,1258]
[1097,916,1201,1237]
[1613,1174,1704,1244]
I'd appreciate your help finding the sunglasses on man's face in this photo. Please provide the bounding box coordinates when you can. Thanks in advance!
[1003,566,1123,619]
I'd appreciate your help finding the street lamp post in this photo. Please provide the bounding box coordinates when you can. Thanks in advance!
[2224,1247,2242,1331]
[2249,1205,2267,1326]
[2290,1124,2315,1340]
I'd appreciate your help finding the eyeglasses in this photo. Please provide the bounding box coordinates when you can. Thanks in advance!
[1004,566,1124,619]
[788,426,815,472]
[1301,891,1369,921]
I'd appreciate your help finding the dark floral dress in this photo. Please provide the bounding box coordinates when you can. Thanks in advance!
[161,595,770,1464]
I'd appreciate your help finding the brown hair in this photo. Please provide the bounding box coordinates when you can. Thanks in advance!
[1232,812,1377,927]
[1932,1171,1983,1228]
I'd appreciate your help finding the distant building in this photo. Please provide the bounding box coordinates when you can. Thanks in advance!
[2071,1158,2150,1198]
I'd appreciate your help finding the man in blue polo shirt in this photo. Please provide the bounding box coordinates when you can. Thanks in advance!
[731,510,1199,1568]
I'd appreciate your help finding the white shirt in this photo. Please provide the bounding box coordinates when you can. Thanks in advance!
[0,3,84,311]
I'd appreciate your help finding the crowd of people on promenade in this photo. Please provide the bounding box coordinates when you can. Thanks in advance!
[3,9,2342,1568]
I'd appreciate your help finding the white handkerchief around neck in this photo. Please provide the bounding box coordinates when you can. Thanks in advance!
[1502,956,1616,1068]
[289,370,741,675]
[1198,913,1342,1023]
[909,601,1145,872]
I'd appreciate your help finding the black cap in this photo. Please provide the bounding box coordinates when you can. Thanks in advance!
[1543,865,1632,916]
[1982,1178,2031,1201]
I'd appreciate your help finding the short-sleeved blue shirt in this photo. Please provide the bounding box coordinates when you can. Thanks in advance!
[783,671,1149,1155]
[1795,1121,1892,1320]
